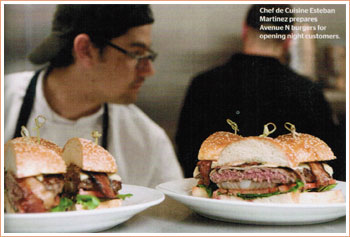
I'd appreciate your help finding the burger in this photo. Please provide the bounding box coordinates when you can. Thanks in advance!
[62,137,123,210]
[192,131,344,203]
[4,137,66,213]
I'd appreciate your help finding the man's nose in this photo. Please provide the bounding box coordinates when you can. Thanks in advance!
[137,59,155,77]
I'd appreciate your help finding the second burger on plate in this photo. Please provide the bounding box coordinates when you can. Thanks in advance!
[192,130,344,204]
[62,137,124,210]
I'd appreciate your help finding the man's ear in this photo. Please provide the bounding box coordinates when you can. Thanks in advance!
[282,37,292,51]
[242,22,248,42]
[73,34,97,67]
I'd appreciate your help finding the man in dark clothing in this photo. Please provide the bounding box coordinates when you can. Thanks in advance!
[175,5,345,181]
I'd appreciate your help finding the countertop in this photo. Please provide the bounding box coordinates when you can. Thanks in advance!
[102,197,346,234]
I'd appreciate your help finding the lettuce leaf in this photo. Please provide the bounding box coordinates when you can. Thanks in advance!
[116,193,133,200]
[317,183,337,192]
[289,180,305,192]
[197,184,213,198]
[76,194,100,210]
[50,197,74,212]
[237,191,281,200]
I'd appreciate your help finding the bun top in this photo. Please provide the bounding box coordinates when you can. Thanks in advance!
[217,136,297,167]
[62,137,117,173]
[198,131,242,161]
[5,137,66,178]
[275,133,336,164]
[198,131,336,168]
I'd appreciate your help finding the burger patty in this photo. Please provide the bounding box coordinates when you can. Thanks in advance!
[210,167,298,184]
[5,172,64,213]
[197,160,334,190]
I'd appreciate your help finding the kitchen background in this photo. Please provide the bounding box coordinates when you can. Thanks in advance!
[4,4,347,146]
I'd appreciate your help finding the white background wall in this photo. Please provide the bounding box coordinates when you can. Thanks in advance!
[4,3,346,144]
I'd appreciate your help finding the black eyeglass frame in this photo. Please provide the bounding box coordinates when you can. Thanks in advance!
[105,41,158,62]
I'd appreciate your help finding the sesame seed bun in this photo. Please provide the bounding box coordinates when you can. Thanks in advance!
[4,137,66,178]
[198,132,335,168]
[198,132,296,167]
[217,136,297,167]
[62,137,117,173]
[275,133,336,164]
[198,132,242,161]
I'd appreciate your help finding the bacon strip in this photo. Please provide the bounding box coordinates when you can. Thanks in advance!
[17,192,47,213]
[89,173,116,198]
[308,162,336,187]
[197,160,212,186]
[78,189,105,198]
[5,172,46,213]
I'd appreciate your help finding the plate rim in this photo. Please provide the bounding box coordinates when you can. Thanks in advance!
[156,178,346,208]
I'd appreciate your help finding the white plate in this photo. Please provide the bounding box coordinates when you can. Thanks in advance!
[5,184,164,233]
[156,178,346,225]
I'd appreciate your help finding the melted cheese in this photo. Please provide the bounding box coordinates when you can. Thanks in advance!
[323,163,334,177]
[218,163,280,170]
[293,163,311,171]
[80,172,122,182]
[293,163,333,176]
[36,175,44,182]
[80,172,89,181]
[108,173,122,181]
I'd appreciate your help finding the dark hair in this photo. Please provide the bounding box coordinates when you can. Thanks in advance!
[246,4,294,35]
[30,5,154,67]
[50,39,75,68]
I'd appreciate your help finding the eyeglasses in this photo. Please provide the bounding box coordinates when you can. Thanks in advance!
[105,41,158,64]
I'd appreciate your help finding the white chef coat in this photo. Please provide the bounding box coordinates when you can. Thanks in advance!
[4,70,183,188]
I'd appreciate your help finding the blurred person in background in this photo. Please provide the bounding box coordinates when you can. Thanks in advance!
[4,4,183,188]
[176,4,345,180]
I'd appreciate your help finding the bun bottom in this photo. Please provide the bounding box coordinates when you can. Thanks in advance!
[192,186,344,204]
[75,199,122,211]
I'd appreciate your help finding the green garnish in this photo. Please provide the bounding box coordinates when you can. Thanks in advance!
[116,193,133,200]
[317,183,337,192]
[237,179,304,200]
[76,194,100,210]
[197,184,213,198]
[289,180,304,192]
[237,191,280,200]
[50,197,74,212]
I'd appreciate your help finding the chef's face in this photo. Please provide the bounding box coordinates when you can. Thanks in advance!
[91,24,155,104]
